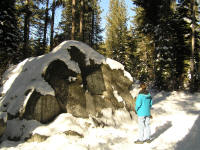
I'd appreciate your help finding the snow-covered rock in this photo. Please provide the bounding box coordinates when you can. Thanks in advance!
[0,41,134,126]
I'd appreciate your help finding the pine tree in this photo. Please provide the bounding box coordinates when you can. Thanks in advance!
[132,0,200,91]
[71,0,76,40]
[32,6,46,56]
[189,0,199,91]
[42,0,50,53]
[79,0,84,41]
[58,0,72,41]
[131,5,155,83]
[123,27,137,76]
[176,0,200,91]
[132,0,190,90]
[0,0,22,80]
[23,0,32,58]
[91,0,103,49]
[57,0,102,49]
[16,0,45,57]
[32,0,48,55]
[105,0,129,66]
[49,0,63,51]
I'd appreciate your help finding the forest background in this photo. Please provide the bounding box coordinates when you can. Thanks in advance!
[0,0,200,92]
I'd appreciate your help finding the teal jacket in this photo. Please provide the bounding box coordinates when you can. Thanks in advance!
[135,93,152,117]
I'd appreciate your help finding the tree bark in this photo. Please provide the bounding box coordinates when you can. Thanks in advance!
[91,7,94,47]
[190,0,195,91]
[80,0,84,41]
[170,0,176,11]
[50,0,55,51]
[71,0,76,40]
[23,0,31,58]
[42,0,49,53]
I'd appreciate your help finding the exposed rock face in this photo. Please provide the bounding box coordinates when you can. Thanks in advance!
[0,41,134,125]
[23,90,61,123]
[0,118,6,137]
[0,112,7,137]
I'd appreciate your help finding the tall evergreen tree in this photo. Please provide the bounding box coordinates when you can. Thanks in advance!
[105,0,128,66]
[176,0,200,91]
[32,5,46,56]
[132,0,190,90]
[90,0,103,49]
[57,0,72,42]
[131,5,155,83]
[57,0,102,49]
[16,0,46,57]
[23,0,32,58]
[71,0,76,40]
[50,0,63,51]
[79,0,84,41]
[132,0,200,91]
[0,0,22,80]
[42,0,49,53]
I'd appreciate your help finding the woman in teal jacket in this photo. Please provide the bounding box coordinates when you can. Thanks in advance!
[135,83,152,144]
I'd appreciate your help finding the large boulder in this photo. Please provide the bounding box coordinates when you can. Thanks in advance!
[0,41,134,125]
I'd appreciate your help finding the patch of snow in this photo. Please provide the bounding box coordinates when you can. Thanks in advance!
[1,59,28,95]
[18,88,34,117]
[68,77,77,82]
[113,90,124,103]
[129,84,141,99]
[183,17,192,24]
[105,58,133,81]
[52,40,105,65]
[105,58,124,70]
[32,113,93,137]
[124,71,133,82]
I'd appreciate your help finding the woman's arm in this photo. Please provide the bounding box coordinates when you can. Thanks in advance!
[135,94,142,112]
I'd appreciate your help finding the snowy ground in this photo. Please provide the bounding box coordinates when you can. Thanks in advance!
[0,90,200,150]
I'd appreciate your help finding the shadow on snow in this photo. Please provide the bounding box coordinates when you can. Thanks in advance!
[151,121,172,141]
[175,115,200,150]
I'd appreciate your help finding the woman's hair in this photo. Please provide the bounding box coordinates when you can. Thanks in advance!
[139,82,148,94]
[140,83,147,90]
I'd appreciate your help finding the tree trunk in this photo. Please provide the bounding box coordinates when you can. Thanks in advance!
[91,8,94,47]
[190,0,195,91]
[50,0,55,51]
[80,0,84,41]
[170,0,176,11]
[23,0,31,58]
[71,0,76,40]
[42,0,49,53]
